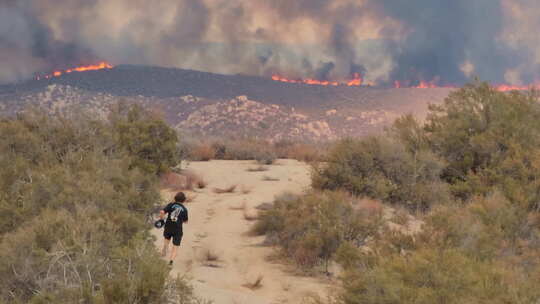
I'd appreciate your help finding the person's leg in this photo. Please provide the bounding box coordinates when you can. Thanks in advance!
[169,233,182,264]
[169,245,178,262]
[162,231,171,257]
[162,238,170,257]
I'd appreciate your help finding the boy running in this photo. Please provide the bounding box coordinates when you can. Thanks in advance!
[160,192,189,265]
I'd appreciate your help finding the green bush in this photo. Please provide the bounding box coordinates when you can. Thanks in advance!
[339,248,526,304]
[112,104,180,175]
[336,191,540,304]
[0,108,205,303]
[425,82,540,203]
[312,137,449,211]
[254,191,382,272]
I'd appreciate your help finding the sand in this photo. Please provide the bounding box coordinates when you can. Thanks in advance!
[152,160,333,304]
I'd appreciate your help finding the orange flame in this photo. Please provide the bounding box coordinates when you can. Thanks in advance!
[493,84,540,92]
[347,73,362,86]
[37,62,114,80]
[271,73,364,87]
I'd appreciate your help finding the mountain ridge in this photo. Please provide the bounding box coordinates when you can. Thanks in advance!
[0,65,452,140]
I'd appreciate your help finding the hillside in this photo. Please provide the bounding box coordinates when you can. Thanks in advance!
[0,65,452,140]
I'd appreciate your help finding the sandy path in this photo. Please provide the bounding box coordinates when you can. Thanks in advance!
[153,160,332,304]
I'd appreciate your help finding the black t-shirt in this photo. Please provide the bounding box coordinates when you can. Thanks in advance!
[163,202,188,233]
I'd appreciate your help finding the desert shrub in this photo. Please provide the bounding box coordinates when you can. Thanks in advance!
[312,137,449,211]
[339,248,527,304]
[111,104,180,175]
[190,143,216,161]
[424,82,540,204]
[254,191,382,272]
[273,140,326,162]
[0,108,204,303]
[222,139,277,164]
[181,136,327,163]
[336,190,540,304]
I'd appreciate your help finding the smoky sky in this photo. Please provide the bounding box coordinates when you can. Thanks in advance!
[1,0,539,85]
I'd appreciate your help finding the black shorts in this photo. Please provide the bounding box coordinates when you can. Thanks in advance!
[163,229,183,246]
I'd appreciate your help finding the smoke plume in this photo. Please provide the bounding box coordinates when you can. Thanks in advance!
[1,0,539,85]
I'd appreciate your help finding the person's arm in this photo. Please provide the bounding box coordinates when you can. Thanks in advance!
[183,206,188,223]
[160,203,171,220]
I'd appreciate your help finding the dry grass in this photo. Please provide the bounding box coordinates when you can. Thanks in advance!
[203,249,219,261]
[354,197,384,215]
[243,209,259,221]
[195,179,207,189]
[184,170,206,190]
[191,143,216,161]
[199,248,221,268]
[212,185,237,194]
[240,184,252,194]
[283,143,322,162]
[246,165,269,172]
[243,274,264,290]
[255,202,274,211]
[262,175,280,182]
[161,170,207,191]
[392,207,410,226]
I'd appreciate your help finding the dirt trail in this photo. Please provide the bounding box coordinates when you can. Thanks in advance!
[153,160,332,304]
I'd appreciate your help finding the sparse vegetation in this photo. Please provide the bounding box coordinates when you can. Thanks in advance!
[191,143,216,161]
[247,165,269,172]
[262,175,280,181]
[199,248,221,268]
[243,274,264,290]
[196,179,208,189]
[212,185,237,194]
[183,170,206,190]
[160,170,206,191]
[180,137,326,163]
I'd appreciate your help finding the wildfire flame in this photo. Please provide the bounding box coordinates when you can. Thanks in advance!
[35,62,540,93]
[493,84,540,92]
[37,62,114,80]
[347,73,362,86]
[271,73,363,87]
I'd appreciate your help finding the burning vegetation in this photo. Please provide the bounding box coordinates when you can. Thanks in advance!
[36,62,114,80]
[271,72,363,87]
[272,73,540,91]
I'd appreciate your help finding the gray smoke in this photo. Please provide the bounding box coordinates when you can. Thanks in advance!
[0,0,539,85]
